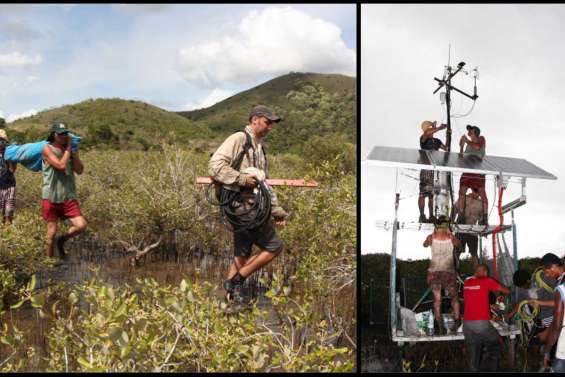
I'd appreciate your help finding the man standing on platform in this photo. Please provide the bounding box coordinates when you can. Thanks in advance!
[418,120,448,223]
[458,125,488,225]
[463,264,510,372]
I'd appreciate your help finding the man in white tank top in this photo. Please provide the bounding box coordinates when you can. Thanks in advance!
[423,216,461,335]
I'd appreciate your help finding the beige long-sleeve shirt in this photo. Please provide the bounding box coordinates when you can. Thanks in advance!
[208,125,267,190]
[208,125,288,219]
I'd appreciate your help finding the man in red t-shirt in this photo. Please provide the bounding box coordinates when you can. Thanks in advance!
[463,264,510,372]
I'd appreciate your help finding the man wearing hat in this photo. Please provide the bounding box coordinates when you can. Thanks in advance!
[208,105,288,305]
[0,129,17,225]
[41,122,86,260]
[458,125,488,225]
[418,120,448,223]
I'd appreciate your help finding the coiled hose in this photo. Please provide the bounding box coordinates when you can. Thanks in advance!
[517,299,540,322]
[205,180,272,232]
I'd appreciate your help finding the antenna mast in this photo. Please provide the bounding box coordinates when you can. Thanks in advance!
[433,57,478,151]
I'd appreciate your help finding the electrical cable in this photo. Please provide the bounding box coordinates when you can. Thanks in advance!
[205,181,272,232]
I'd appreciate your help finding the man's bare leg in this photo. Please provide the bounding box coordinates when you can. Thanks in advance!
[238,249,281,279]
[227,256,249,280]
[45,221,58,258]
[65,216,87,239]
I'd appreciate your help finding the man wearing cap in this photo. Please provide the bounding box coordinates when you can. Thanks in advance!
[0,129,17,225]
[458,125,488,225]
[423,216,461,335]
[208,105,288,305]
[41,122,86,260]
[418,120,448,223]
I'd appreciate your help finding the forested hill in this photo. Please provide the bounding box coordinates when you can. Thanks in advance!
[6,72,356,160]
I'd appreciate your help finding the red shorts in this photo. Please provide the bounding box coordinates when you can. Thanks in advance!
[42,199,83,221]
[427,270,457,291]
[460,173,485,190]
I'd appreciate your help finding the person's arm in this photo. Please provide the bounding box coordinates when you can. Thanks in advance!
[423,234,433,247]
[544,291,563,367]
[504,302,520,320]
[42,143,71,172]
[528,299,555,308]
[491,278,510,295]
[8,161,16,173]
[71,150,84,175]
[208,133,256,188]
[464,136,485,150]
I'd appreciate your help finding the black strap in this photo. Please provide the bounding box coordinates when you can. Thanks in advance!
[231,131,255,171]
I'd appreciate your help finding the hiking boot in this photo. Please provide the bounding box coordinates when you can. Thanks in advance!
[55,235,67,260]
[479,214,489,226]
[418,214,427,223]
[428,215,437,224]
[231,283,249,305]
[433,319,444,336]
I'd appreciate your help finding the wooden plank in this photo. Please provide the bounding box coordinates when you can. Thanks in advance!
[196,177,318,187]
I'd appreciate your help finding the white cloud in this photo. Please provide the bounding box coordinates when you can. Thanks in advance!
[0,51,42,68]
[184,88,234,111]
[177,6,356,88]
[5,109,37,123]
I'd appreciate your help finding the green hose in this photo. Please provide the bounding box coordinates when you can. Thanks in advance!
[533,268,553,293]
[517,299,539,322]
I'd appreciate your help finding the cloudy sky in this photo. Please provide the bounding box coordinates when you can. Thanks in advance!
[0,4,355,122]
[362,4,565,260]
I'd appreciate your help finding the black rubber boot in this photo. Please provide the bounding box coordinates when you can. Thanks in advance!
[55,235,67,260]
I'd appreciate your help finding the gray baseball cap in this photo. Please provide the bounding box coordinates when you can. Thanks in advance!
[52,122,70,134]
[249,105,281,122]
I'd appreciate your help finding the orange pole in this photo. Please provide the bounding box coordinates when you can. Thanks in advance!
[195,176,318,187]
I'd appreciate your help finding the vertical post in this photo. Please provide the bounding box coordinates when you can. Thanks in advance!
[512,210,518,304]
[445,66,452,152]
[402,278,407,308]
[390,191,400,338]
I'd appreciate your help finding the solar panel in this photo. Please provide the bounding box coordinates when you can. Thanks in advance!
[363,145,557,180]
[365,146,432,170]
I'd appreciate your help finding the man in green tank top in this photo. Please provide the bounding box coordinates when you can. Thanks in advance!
[41,122,87,260]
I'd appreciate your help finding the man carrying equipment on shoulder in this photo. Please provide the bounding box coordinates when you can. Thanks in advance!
[208,105,288,305]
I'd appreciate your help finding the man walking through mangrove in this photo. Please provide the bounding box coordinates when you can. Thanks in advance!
[208,105,288,305]
[42,122,87,260]
[0,129,17,225]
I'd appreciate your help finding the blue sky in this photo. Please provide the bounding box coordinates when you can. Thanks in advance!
[0,4,356,122]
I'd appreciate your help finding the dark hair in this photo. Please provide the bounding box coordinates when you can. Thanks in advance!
[46,132,55,143]
[541,253,564,268]
[513,269,531,287]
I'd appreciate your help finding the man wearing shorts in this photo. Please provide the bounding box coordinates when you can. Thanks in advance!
[42,122,87,259]
[453,187,483,268]
[208,105,288,304]
[418,120,447,223]
[463,264,510,371]
[0,129,17,225]
[423,216,461,335]
[458,125,488,225]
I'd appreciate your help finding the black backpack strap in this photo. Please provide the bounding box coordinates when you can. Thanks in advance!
[231,131,255,171]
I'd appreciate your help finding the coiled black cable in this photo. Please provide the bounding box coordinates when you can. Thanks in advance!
[205,180,272,232]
